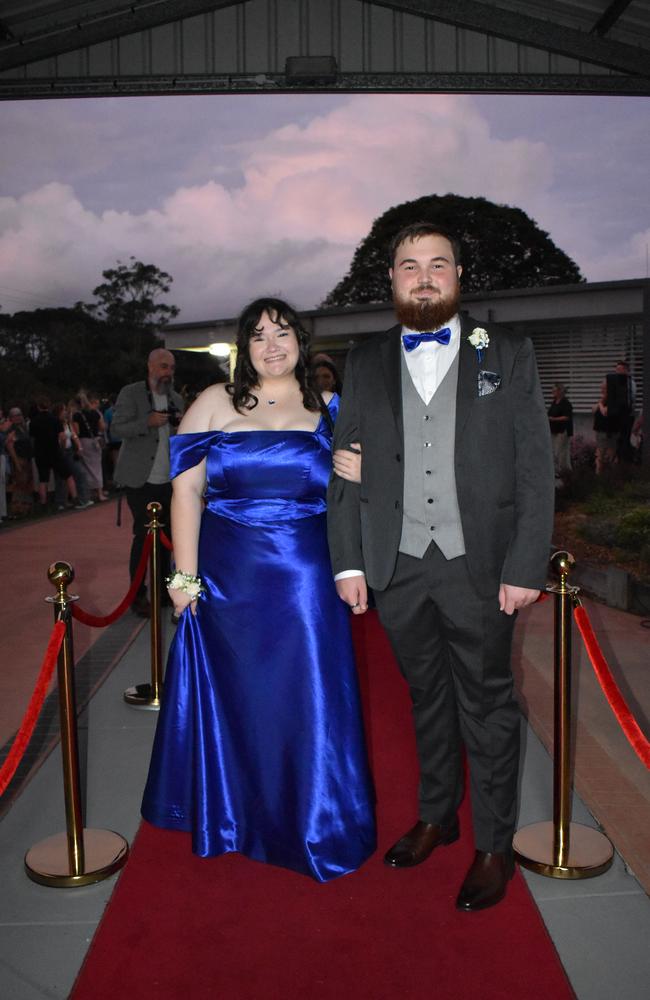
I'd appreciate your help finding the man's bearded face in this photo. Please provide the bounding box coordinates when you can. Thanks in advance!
[148,353,176,394]
[390,234,462,333]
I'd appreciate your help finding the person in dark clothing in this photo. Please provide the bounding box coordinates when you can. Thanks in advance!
[606,360,636,463]
[30,396,81,510]
[73,392,108,501]
[593,381,617,475]
[548,382,573,475]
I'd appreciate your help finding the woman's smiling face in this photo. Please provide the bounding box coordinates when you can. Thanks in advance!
[248,310,300,382]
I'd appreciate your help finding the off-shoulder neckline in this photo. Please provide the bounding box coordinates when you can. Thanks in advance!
[176,427,322,438]
[177,395,337,438]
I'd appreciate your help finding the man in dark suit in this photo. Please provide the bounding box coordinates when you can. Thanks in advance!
[327,222,554,911]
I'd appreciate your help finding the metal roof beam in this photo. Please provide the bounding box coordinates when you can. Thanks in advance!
[372,0,650,77]
[0,0,248,72]
[2,71,649,100]
[591,0,634,38]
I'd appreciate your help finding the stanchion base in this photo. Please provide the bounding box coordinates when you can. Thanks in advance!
[25,829,129,888]
[123,682,161,710]
[514,821,614,879]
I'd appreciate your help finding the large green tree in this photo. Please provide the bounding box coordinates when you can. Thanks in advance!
[0,259,226,406]
[323,194,583,307]
[0,305,168,403]
[0,307,109,404]
[79,256,179,359]
[82,256,180,331]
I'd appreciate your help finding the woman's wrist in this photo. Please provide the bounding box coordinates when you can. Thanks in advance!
[166,570,205,600]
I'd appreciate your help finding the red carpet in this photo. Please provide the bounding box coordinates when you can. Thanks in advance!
[72,612,573,999]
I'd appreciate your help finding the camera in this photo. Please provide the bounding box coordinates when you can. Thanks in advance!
[165,402,182,428]
[154,401,181,428]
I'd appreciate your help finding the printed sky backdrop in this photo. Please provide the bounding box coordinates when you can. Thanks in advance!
[1,92,649,322]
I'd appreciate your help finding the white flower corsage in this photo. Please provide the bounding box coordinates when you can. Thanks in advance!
[166,571,205,600]
[468,327,489,363]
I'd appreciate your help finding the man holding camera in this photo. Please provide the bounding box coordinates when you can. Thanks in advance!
[112,348,184,617]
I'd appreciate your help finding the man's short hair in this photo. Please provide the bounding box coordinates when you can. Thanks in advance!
[389,222,462,268]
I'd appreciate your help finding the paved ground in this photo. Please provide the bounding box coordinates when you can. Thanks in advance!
[0,499,133,746]
[515,595,650,894]
[0,505,649,997]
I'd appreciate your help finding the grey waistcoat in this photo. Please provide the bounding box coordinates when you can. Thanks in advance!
[398,352,466,560]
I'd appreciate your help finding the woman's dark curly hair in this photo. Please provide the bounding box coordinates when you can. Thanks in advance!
[227,297,321,414]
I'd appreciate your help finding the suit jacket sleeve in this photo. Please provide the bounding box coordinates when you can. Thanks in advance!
[500,336,555,590]
[111,384,151,440]
[327,351,366,576]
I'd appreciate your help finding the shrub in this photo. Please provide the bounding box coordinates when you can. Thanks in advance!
[578,517,619,548]
[614,508,650,550]
[570,434,595,470]
[640,541,650,560]
[620,477,650,503]
[560,468,602,505]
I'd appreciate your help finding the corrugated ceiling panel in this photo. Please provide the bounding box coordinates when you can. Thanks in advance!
[1,0,649,88]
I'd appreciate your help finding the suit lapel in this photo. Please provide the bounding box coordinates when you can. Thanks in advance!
[379,325,404,441]
[455,317,478,445]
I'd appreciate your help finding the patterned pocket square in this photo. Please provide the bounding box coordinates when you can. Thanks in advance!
[477,370,501,397]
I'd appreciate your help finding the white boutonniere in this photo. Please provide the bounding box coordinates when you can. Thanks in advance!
[468,327,489,363]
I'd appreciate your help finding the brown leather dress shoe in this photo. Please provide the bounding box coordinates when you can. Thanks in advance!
[384,818,460,868]
[456,850,515,911]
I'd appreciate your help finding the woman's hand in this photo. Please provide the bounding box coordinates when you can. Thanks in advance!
[333,443,362,483]
[168,587,198,617]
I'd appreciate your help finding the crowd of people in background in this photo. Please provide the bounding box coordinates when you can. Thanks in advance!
[547,358,643,482]
[1,351,643,528]
[0,391,119,524]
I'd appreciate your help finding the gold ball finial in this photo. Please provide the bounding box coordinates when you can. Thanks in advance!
[147,501,162,518]
[48,561,75,586]
[550,550,575,578]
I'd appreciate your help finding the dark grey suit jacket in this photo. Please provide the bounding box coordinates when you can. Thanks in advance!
[327,316,554,596]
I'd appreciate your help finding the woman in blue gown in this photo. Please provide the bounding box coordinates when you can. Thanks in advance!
[141,298,376,882]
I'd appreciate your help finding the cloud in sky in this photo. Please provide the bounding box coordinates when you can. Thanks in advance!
[0,93,648,320]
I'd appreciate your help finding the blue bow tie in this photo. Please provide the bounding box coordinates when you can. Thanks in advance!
[402,328,451,352]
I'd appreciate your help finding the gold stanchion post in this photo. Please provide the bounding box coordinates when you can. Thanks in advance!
[513,551,614,879]
[24,562,129,887]
[124,501,164,710]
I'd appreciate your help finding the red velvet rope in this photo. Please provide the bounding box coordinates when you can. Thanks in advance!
[160,530,173,552]
[0,620,66,796]
[72,534,153,628]
[574,605,650,769]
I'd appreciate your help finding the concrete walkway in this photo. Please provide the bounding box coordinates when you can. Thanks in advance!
[0,506,649,998]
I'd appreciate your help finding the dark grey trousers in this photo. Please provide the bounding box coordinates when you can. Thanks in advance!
[125,481,173,597]
[372,545,520,853]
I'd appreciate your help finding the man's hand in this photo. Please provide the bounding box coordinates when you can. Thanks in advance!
[499,584,540,615]
[335,575,368,615]
[333,442,362,482]
[148,411,169,428]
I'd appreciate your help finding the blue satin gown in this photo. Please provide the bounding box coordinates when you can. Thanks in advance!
[141,395,376,882]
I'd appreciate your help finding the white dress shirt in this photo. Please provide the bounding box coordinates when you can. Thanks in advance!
[402,314,461,404]
[334,314,461,581]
